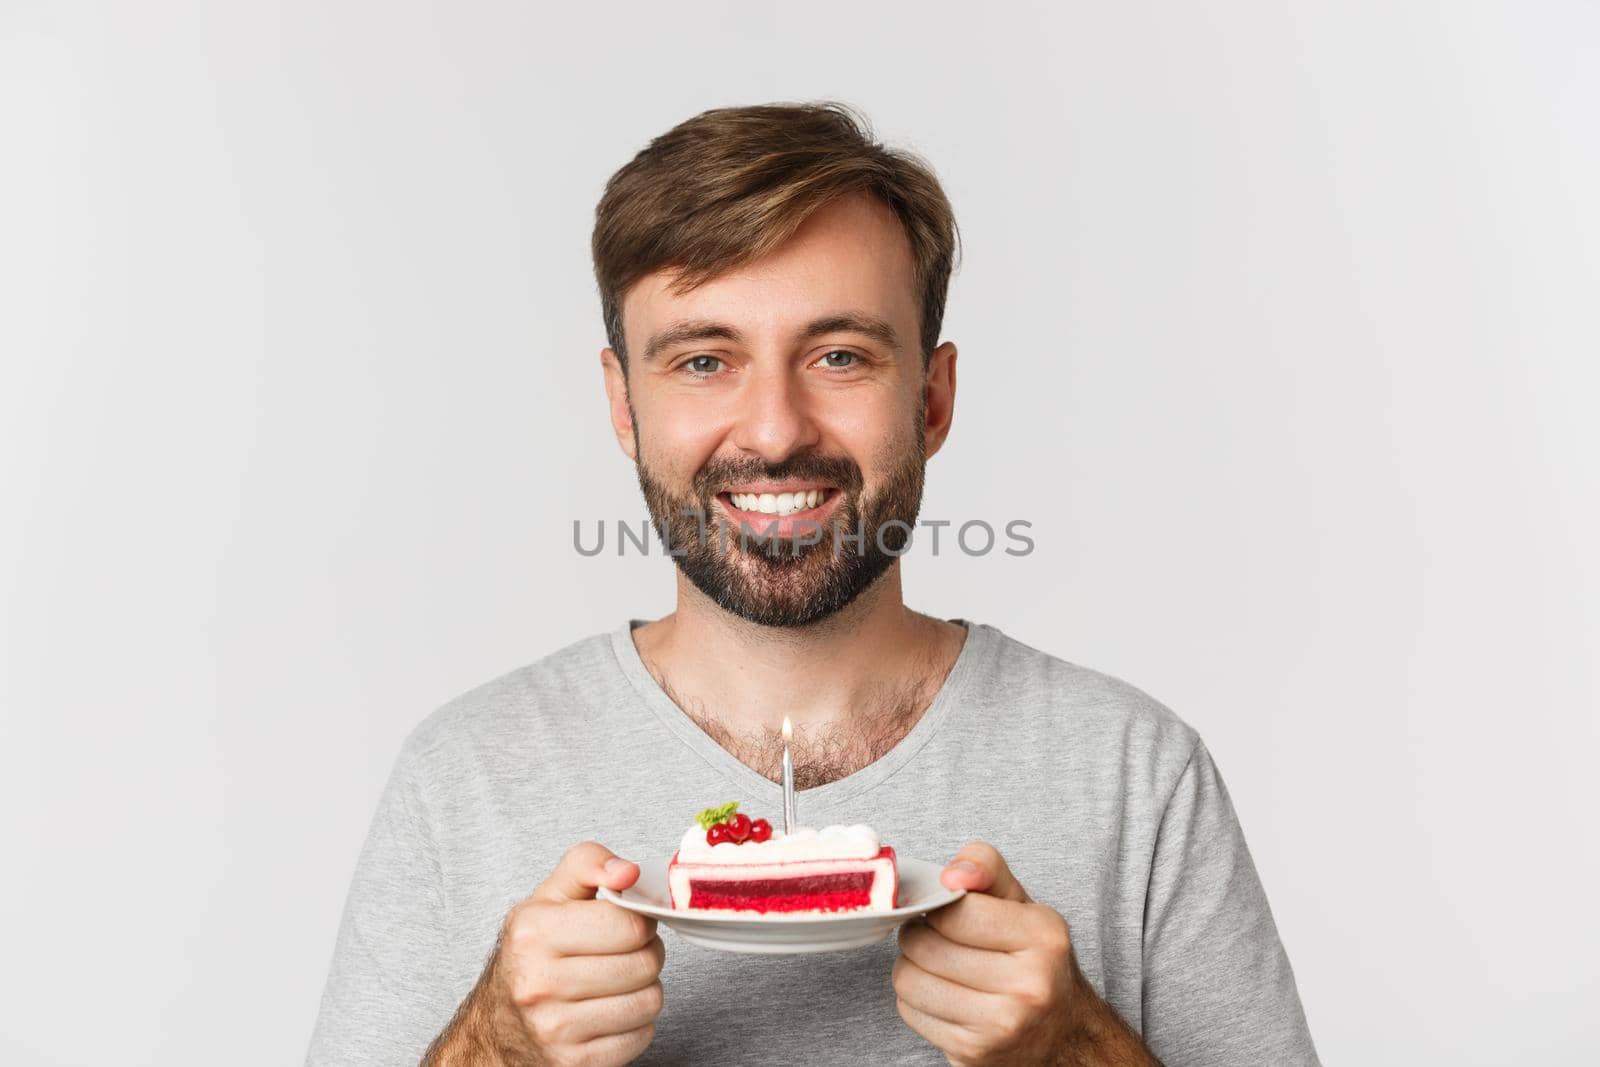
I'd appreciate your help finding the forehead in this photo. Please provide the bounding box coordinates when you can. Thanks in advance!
[621,192,918,352]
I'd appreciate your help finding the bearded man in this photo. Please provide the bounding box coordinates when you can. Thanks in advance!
[308,101,1319,1067]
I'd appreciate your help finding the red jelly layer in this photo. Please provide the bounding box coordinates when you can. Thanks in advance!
[689,871,874,913]
[689,886,872,912]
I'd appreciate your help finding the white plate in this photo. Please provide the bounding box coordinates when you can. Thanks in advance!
[598,855,964,954]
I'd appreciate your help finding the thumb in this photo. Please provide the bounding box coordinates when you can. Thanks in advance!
[534,840,641,903]
[939,840,1031,903]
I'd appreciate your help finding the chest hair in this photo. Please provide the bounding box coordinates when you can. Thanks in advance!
[645,664,946,790]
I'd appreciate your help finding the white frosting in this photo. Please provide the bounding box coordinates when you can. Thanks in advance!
[675,822,880,865]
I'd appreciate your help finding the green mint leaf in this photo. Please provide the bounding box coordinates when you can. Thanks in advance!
[694,801,740,829]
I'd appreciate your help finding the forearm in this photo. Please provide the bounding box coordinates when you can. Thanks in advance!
[423,1002,501,1067]
[422,941,532,1067]
[422,981,504,1066]
[1053,955,1165,1067]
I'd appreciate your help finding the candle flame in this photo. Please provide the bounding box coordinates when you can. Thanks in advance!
[781,715,792,742]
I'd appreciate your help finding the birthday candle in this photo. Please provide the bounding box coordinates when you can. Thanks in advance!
[781,715,795,835]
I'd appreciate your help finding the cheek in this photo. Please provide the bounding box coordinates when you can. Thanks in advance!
[829,377,921,435]
[834,405,921,488]
[816,394,894,456]
[636,404,723,479]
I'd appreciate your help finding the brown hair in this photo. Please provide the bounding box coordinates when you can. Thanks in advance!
[591,101,961,374]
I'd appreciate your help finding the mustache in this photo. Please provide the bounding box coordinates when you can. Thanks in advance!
[690,455,865,498]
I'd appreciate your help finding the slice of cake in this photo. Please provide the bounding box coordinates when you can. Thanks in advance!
[667,802,899,915]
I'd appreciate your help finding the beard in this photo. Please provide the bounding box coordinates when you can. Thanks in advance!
[634,411,928,629]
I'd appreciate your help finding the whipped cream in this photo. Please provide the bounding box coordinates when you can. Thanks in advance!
[675,822,880,865]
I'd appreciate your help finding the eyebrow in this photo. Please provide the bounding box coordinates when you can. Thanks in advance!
[639,312,903,365]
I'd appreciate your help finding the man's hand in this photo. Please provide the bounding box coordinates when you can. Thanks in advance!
[892,841,1162,1067]
[424,841,665,1067]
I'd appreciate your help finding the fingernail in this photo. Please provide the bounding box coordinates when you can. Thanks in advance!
[604,857,633,875]
[951,860,979,873]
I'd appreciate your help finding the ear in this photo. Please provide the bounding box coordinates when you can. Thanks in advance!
[600,347,638,461]
[922,341,957,459]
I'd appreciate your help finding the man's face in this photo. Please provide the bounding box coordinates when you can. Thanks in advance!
[601,192,957,629]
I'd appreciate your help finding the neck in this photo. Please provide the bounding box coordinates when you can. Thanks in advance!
[631,562,962,740]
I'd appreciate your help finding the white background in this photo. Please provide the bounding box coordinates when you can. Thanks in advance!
[3,1,1597,1063]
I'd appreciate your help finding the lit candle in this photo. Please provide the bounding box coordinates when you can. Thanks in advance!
[781,715,795,835]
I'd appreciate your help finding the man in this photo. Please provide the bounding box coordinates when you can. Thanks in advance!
[307,101,1319,1066]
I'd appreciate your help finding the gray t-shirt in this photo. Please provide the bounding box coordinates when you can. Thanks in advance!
[307,619,1319,1065]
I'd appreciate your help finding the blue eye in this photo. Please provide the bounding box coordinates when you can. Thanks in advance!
[818,350,858,368]
[684,354,723,375]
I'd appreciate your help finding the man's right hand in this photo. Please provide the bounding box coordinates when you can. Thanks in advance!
[425,841,666,1066]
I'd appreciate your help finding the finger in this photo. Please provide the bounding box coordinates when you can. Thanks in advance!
[534,841,642,904]
[574,1023,656,1066]
[562,982,665,1044]
[891,953,1009,1028]
[923,892,1036,952]
[896,996,982,1066]
[898,919,1017,995]
[549,935,666,999]
[542,900,658,956]
[939,840,1030,903]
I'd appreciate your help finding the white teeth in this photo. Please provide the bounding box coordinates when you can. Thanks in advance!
[727,489,830,516]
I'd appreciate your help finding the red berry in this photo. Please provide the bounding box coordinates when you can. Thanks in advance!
[748,818,772,843]
[706,823,732,846]
[727,812,752,842]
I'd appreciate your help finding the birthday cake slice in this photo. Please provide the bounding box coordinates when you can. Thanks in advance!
[667,802,899,915]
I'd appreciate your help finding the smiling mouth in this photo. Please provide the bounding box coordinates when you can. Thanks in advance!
[717,488,838,518]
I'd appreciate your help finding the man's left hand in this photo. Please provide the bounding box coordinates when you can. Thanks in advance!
[892,840,1085,1066]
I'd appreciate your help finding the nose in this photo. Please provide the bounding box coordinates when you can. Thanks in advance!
[727,360,822,464]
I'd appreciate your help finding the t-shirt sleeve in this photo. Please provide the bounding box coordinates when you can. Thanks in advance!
[1139,737,1321,1066]
[305,746,463,1066]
